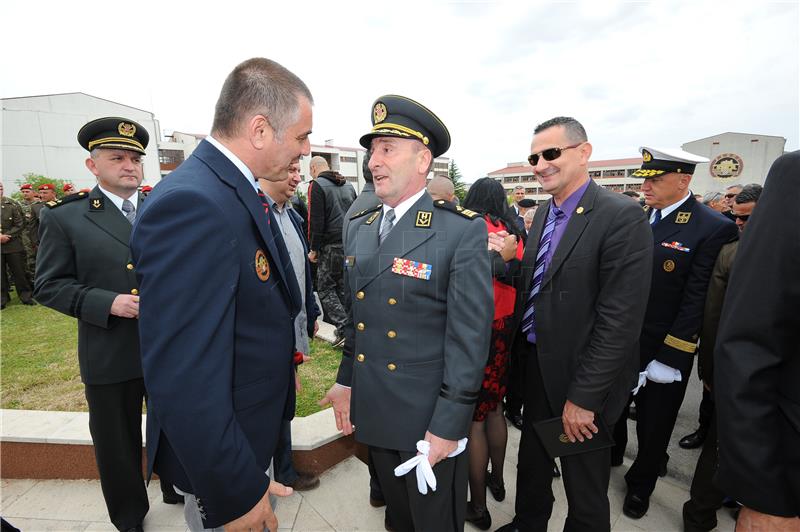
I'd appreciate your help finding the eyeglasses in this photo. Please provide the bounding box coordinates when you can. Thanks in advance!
[733,214,750,221]
[724,193,738,199]
[528,143,583,166]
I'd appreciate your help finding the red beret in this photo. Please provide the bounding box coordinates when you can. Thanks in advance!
[20,184,33,190]
[38,184,55,191]
[63,183,75,192]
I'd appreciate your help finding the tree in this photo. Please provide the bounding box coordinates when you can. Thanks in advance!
[10,173,76,202]
[448,160,467,203]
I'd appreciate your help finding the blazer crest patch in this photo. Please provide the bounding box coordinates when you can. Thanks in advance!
[255,249,270,281]
[90,197,104,211]
[675,212,691,224]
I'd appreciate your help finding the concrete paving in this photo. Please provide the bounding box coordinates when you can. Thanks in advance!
[2,320,735,530]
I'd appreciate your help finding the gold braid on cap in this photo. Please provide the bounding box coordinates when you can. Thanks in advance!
[371,123,429,145]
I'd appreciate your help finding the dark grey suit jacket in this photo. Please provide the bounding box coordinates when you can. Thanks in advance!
[34,187,142,385]
[511,179,653,423]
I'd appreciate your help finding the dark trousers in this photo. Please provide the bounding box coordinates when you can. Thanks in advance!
[1,251,32,303]
[316,243,348,335]
[84,378,149,530]
[683,406,724,531]
[696,388,713,431]
[370,445,468,532]
[368,447,385,501]
[513,339,611,532]
[625,374,691,497]
[505,341,527,415]
[273,418,298,485]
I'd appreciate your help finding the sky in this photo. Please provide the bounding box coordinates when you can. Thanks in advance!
[2,0,798,181]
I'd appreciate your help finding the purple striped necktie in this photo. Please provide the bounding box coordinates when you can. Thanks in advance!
[521,207,565,340]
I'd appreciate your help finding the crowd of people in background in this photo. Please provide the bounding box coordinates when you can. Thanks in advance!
[1,56,797,532]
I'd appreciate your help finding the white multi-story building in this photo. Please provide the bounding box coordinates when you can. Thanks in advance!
[2,93,162,189]
[486,132,788,201]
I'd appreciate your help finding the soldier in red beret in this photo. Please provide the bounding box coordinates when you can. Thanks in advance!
[63,183,77,196]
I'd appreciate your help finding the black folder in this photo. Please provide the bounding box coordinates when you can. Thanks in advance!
[532,416,615,459]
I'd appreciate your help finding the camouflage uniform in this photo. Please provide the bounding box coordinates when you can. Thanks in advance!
[18,200,38,282]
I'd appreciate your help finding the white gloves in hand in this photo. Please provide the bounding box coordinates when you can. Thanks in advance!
[394,438,468,494]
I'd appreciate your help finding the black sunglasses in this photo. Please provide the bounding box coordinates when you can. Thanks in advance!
[724,193,738,199]
[528,143,583,166]
[734,214,750,221]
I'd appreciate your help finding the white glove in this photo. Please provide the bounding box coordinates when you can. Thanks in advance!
[631,360,683,395]
[394,438,468,494]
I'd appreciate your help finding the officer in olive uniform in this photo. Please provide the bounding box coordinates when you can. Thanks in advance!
[34,117,153,531]
[323,95,493,531]
[1,183,34,307]
[617,147,738,520]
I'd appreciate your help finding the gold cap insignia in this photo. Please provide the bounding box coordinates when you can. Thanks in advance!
[663,259,676,272]
[642,150,652,163]
[415,211,432,228]
[675,212,691,224]
[255,249,270,281]
[373,102,388,124]
[118,122,136,137]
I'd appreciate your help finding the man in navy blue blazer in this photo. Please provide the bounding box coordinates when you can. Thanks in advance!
[131,57,313,531]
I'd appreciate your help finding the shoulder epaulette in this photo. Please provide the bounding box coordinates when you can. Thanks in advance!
[350,203,383,220]
[46,191,90,209]
[433,199,481,220]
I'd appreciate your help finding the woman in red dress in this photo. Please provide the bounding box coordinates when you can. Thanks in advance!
[462,178,525,529]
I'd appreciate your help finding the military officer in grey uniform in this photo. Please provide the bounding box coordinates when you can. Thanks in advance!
[322,95,493,531]
[34,117,153,531]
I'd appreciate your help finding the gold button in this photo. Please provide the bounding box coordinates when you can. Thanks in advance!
[357,322,365,331]
[130,289,139,295]
[387,363,397,371]
[387,330,396,339]
[388,298,397,305]
[357,354,365,362]
[126,263,134,270]
[356,291,365,300]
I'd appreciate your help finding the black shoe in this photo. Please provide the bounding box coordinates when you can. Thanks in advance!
[466,503,492,531]
[623,492,650,519]
[505,410,523,430]
[552,463,561,478]
[122,526,143,532]
[21,299,35,306]
[486,470,505,502]
[161,483,184,505]
[679,429,708,449]
[370,493,386,508]
[628,405,637,421]
[659,454,669,477]
[332,335,345,348]
[287,472,320,491]
[494,523,521,532]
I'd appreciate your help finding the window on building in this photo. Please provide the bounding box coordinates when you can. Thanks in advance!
[158,149,185,166]
[589,170,602,178]
[340,156,357,164]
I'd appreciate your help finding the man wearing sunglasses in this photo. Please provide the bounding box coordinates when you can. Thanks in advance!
[618,147,738,520]
[496,117,653,532]
[721,184,743,220]
[682,183,761,531]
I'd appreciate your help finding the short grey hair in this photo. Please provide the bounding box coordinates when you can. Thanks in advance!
[703,191,723,205]
[534,116,588,144]
[513,185,525,192]
[212,57,313,140]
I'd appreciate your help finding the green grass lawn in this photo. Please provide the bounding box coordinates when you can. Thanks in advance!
[1,294,340,417]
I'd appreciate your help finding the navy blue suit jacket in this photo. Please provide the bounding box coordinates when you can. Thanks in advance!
[131,140,302,528]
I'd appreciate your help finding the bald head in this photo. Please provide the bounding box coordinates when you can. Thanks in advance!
[427,176,455,202]
[309,156,329,178]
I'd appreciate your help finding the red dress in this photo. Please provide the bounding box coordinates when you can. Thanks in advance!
[473,216,524,422]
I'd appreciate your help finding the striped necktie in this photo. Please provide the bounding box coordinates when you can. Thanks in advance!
[521,207,565,340]
[379,209,396,244]
[121,199,136,224]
